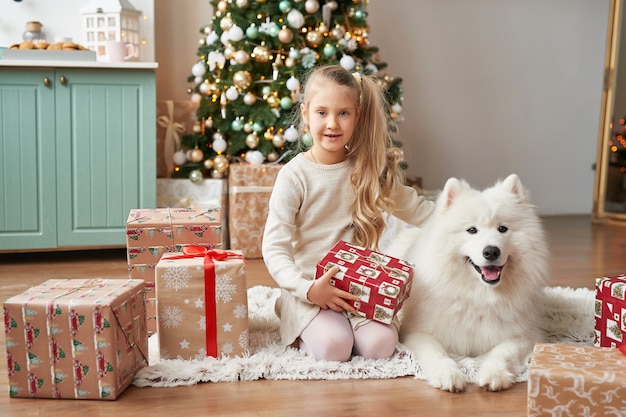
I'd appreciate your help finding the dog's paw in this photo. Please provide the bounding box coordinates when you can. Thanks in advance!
[426,360,467,393]
[476,361,515,391]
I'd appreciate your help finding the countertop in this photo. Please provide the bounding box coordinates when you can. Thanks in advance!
[0,60,158,69]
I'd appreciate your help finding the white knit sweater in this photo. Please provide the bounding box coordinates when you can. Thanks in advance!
[262,153,435,346]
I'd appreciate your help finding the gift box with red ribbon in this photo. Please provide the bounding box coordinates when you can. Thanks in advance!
[594,274,626,348]
[126,207,225,333]
[3,279,148,400]
[315,241,414,324]
[155,246,249,360]
[527,343,626,416]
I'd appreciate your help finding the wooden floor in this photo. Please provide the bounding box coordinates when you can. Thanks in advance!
[0,215,625,417]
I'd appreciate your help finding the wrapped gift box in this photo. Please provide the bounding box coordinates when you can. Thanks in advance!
[315,241,414,324]
[527,343,626,416]
[3,279,148,400]
[155,248,249,360]
[126,207,225,333]
[156,178,229,248]
[156,100,198,178]
[594,274,626,347]
[228,163,282,259]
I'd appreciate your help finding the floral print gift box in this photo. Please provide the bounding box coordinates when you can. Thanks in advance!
[155,247,249,360]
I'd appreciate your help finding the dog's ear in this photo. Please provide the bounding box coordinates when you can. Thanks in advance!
[500,174,528,202]
[439,177,467,210]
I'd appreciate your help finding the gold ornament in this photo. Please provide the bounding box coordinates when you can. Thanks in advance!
[205,117,213,128]
[266,95,279,108]
[306,31,323,48]
[233,70,252,89]
[264,129,275,141]
[189,146,204,163]
[331,25,346,40]
[236,0,249,7]
[243,92,257,106]
[252,45,270,63]
[204,158,214,170]
[267,151,279,162]
[224,46,235,60]
[210,169,224,179]
[278,27,294,43]
[245,133,259,149]
[213,154,229,172]
[217,0,227,12]
[220,15,234,31]
[272,133,286,148]
[234,50,250,64]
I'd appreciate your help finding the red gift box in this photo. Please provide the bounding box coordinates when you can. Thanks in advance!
[595,274,626,348]
[315,241,413,324]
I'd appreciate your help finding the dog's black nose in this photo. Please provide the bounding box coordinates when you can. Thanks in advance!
[483,246,500,261]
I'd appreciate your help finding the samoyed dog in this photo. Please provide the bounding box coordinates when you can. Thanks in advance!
[389,174,548,392]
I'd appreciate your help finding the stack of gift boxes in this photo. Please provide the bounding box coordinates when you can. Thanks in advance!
[527,274,626,416]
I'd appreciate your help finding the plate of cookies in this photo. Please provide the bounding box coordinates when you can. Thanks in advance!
[1,40,96,61]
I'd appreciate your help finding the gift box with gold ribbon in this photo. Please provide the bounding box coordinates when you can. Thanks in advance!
[3,279,148,400]
[155,246,249,360]
[315,241,414,324]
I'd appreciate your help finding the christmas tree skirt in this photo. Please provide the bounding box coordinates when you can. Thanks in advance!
[132,285,595,387]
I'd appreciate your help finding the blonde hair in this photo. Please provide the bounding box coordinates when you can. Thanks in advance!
[297,64,404,249]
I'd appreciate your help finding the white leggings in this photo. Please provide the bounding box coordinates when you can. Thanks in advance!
[299,309,398,361]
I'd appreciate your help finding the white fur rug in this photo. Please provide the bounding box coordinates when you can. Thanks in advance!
[132,285,595,387]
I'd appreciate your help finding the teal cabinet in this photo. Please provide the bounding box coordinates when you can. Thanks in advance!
[0,67,156,250]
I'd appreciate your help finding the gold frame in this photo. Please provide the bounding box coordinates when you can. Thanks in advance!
[593,0,626,224]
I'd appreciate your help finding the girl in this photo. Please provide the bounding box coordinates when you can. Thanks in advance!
[262,64,434,362]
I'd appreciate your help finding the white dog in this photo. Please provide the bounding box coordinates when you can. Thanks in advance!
[389,174,548,392]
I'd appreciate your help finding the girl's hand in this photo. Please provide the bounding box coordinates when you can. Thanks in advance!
[307,266,360,313]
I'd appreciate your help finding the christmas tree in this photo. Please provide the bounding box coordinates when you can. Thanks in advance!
[174,0,405,181]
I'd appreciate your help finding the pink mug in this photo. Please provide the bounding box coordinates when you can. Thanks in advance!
[105,41,135,62]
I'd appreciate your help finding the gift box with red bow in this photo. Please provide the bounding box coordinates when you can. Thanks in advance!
[527,343,626,416]
[594,274,626,348]
[155,246,249,360]
[315,241,414,324]
[126,207,225,333]
[3,279,147,399]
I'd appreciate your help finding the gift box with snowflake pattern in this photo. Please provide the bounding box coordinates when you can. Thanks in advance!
[155,249,249,360]
[595,274,626,348]
[315,241,414,325]
[228,163,282,259]
[3,279,148,399]
[126,207,225,333]
[527,343,626,416]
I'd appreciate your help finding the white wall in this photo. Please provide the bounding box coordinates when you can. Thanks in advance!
[0,0,155,61]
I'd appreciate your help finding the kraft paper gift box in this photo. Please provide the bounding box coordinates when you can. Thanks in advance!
[315,241,414,325]
[155,247,249,360]
[126,207,225,333]
[527,343,626,416]
[594,274,626,348]
[228,163,282,259]
[3,279,148,400]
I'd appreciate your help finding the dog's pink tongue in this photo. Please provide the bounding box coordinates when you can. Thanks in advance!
[481,266,501,281]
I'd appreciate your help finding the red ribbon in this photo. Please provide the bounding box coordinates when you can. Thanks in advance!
[167,245,244,357]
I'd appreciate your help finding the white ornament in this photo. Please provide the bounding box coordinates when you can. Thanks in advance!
[191,93,202,104]
[284,125,299,142]
[365,64,379,75]
[205,31,219,45]
[225,86,239,101]
[286,76,300,91]
[191,62,206,77]
[287,9,305,29]
[212,137,227,153]
[194,76,203,85]
[305,0,320,14]
[339,55,355,71]
[392,103,403,113]
[198,83,210,94]
[245,150,265,165]
[208,51,226,71]
[229,25,244,42]
[173,150,187,166]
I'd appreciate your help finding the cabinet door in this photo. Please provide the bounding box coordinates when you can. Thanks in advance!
[55,69,156,247]
[0,69,57,250]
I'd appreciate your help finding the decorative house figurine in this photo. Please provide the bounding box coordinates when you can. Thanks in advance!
[81,0,141,59]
